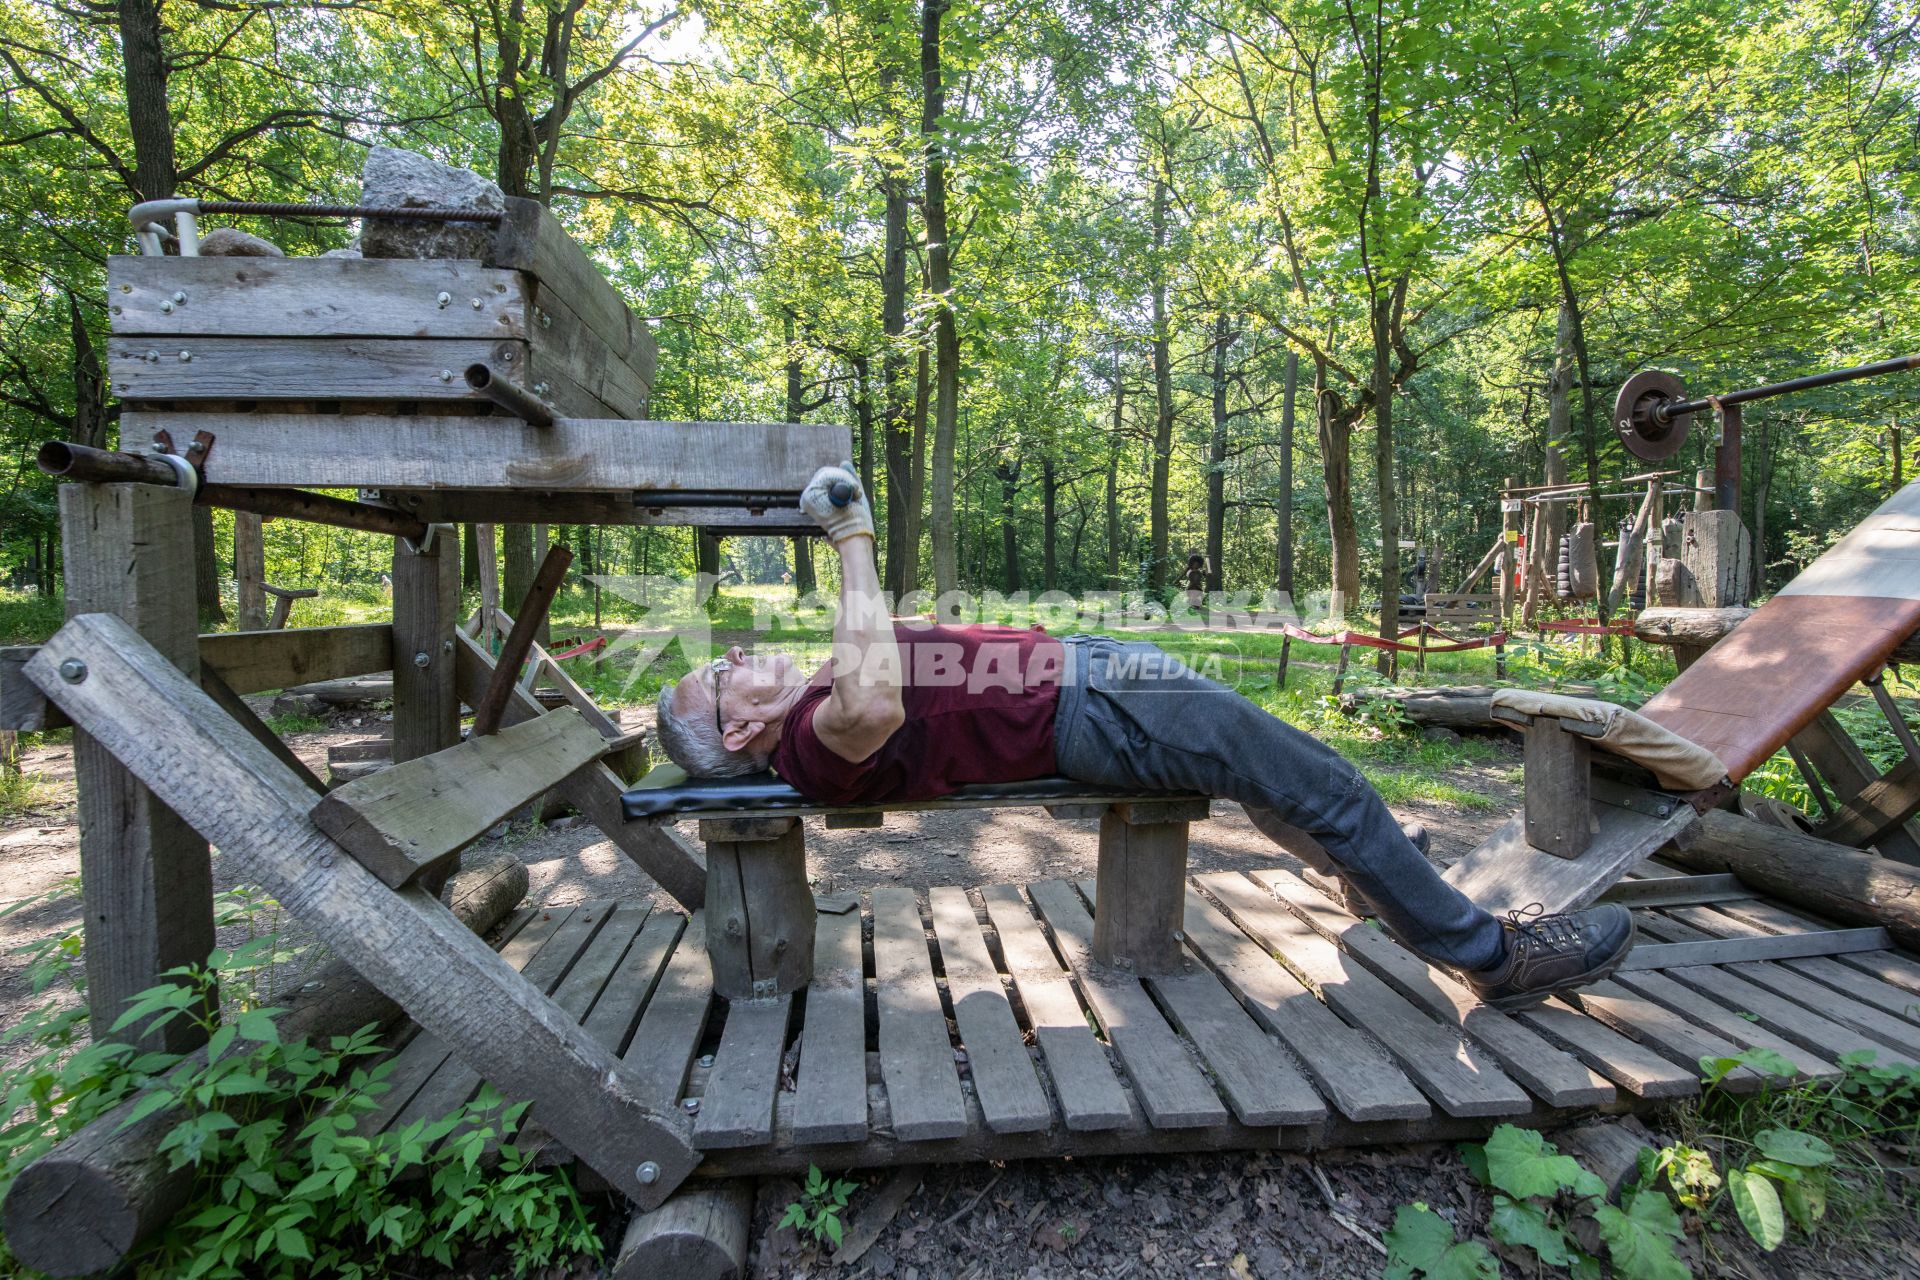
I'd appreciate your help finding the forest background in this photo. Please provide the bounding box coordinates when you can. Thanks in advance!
[0,0,1916,633]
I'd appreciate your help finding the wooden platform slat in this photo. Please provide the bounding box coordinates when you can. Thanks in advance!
[1202,873,1531,1117]
[1071,881,1324,1127]
[791,910,868,1146]
[398,903,611,1137]
[1514,1002,1700,1098]
[927,888,1051,1134]
[581,910,685,1053]
[1608,969,1840,1081]
[1251,870,1615,1109]
[979,884,1132,1132]
[624,913,715,1113]
[1565,981,1770,1089]
[1659,907,1920,1059]
[1632,915,1915,1064]
[360,905,566,1136]
[871,888,969,1141]
[1027,880,1229,1129]
[1705,898,1920,999]
[1661,905,1919,1019]
[1179,886,1430,1121]
[694,996,792,1149]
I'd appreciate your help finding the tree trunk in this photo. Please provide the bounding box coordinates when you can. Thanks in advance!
[1042,458,1059,592]
[1372,291,1399,669]
[462,523,480,590]
[851,354,876,498]
[1276,349,1297,598]
[880,173,914,598]
[118,0,174,203]
[1206,312,1231,593]
[910,347,929,592]
[997,457,1020,590]
[70,296,106,450]
[493,0,537,199]
[922,0,959,602]
[1148,180,1175,593]
[503,524,535,615]
[1107,344,1124,582]
[1317,364,1361,617]
[785,317,818,598]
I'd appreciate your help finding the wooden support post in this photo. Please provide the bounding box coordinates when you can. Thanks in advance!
[1091,800,1205,976]
[1523,718,1595,859]
[474,543,573,737]
[1499,475,1521,621]
[23,613,698,1207]
[234,512,267,632]
[1791,711,1920,863]
[263,584,317,631]
[1277,634,1291,689]
[59,482,214,1054]
[612,1181,754,1280]
[700,817,814,999]
[392,526,460,764]
[1332,642,1351,697]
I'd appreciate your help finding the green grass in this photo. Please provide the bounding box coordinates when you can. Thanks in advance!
[0,588,63,646]
[263,711,326,736]
[1363,767,1500,810]
[0,766,69,818]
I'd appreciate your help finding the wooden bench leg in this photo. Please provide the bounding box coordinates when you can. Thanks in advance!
[702,818,815,999]
[1523,717,1595,859]
[1092,799,1208,976]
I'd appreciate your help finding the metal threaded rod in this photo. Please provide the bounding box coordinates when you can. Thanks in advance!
[194,201,506,224]
[1655,355,1920,423]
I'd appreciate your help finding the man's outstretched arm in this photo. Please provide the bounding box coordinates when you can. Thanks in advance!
[802,465,904,762]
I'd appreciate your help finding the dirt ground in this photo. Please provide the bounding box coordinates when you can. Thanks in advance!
[5,708,1918,1279]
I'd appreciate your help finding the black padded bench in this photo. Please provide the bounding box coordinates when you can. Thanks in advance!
[623,765,1213,1000]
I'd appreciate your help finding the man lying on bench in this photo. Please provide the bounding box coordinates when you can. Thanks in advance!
[653,466,1634,1010]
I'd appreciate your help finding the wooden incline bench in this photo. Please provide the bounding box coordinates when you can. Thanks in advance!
[1444,480,1920,918]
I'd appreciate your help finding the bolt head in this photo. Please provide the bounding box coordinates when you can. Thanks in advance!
[172,291,186,304]
[57,658,87,684]
[682,1097,701,1113]
[179,351,192,363]
[145,350,159,363]
[697,1054,714,1069]
[436,291,452,307]
[412,651,431,668]
[637,1161,661,1185]
[159,300,174,314]
[438,369,453,383]
[471,298,483,310]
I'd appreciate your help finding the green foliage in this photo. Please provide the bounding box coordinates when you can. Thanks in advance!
[0,887,602,1279]
[1382,1203,1500,1280]
[263,712,326,736]
[779,1165,859,1250]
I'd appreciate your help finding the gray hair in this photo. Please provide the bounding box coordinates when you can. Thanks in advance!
[654,680,766,778]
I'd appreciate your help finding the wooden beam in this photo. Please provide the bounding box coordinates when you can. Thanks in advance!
[1815,757,1920,853]
[312,709,607,888]
[454,631,706,909]
[127,411,851,494]
[365,489,818,531]
[392,527,460,763]
[1524,718,1594,858]
[198,624,393,694]
[58,483,213,1055]
[2,645,67,731]
[474,544,572,736]
[23,612,698,1207]
[1617,928,1891,971]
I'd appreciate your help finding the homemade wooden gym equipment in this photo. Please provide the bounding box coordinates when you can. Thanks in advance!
[7,201,1920,1277]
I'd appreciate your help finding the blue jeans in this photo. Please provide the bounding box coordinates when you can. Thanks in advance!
[1052,636,1505,971]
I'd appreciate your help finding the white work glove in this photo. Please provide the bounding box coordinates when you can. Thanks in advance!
[800,463,874,545]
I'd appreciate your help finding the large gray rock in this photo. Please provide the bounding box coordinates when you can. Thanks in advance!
[358,146,505,261]
[198,227,284,257]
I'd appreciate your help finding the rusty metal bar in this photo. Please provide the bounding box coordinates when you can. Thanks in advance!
[464,363,556,429]
[38,441,430,541]
[1655,355,1920,423]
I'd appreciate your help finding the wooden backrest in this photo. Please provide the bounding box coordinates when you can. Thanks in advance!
[1423,592,1498,628]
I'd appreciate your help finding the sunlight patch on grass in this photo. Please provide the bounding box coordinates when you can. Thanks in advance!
[1362,767,1498,811]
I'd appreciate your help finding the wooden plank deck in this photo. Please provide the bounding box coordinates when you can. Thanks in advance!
[362,869,1920,1177]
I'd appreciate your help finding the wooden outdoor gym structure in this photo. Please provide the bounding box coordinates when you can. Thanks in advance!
[5,201,1920,1277]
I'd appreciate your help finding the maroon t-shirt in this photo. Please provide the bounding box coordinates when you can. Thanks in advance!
[770,623,1065,804]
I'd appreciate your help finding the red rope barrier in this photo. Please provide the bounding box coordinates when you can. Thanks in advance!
[548,635,607,661]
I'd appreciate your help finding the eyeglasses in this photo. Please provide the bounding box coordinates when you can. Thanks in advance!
[707,657,733,740]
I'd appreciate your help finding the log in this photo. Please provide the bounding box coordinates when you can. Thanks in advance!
[1636,606,1920,664]
[611,1180,754,1280]
[1339,685,1498,732]
[0,850,527,1278]
[1659,809,1920,951]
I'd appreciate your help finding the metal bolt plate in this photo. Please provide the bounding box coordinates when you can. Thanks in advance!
[57,658,87,684]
